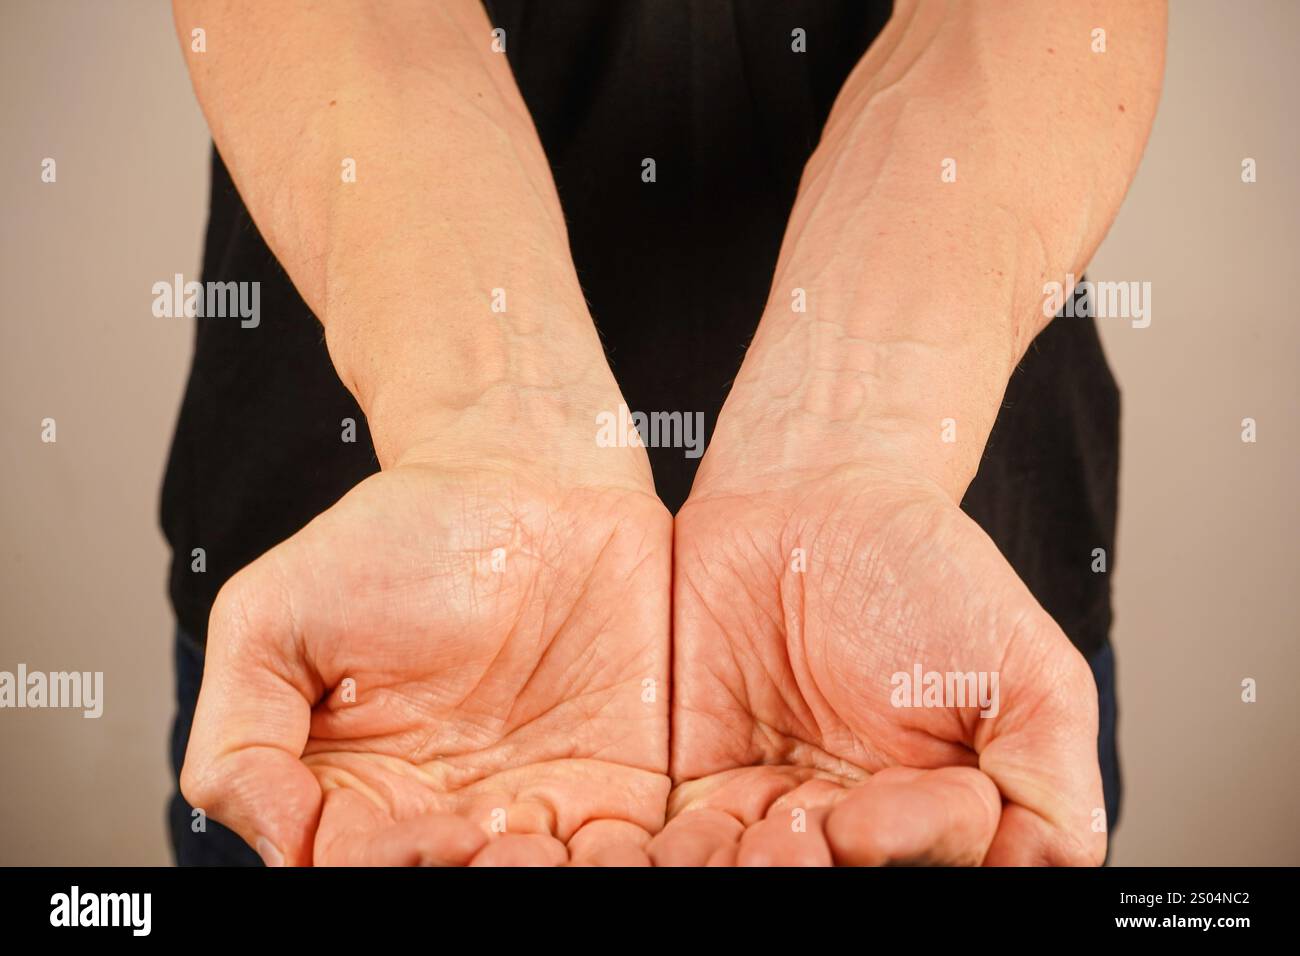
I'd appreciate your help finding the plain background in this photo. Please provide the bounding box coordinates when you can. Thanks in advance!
[1,1,1295,865]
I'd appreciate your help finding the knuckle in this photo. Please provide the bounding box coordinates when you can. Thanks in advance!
[208,574,259,643]
[179,755,218,811]
[207,561,289,654]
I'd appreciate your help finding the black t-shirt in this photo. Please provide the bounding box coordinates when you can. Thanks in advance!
[161,0,1118,659]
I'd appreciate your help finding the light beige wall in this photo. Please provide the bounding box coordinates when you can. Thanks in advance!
[1093,0,1300,865]
[0,0,1294,865]
[0,0,205,864]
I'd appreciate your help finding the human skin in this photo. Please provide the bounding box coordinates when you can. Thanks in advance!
[174,0,1165,866]
[172,0,672,865]
[186,461,671,866]
[651,0,1165,865]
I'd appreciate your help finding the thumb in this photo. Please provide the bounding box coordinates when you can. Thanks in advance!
[977,620,1107,866]
[181,565,323,866]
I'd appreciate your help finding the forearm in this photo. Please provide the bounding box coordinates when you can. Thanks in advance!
[172,0,623,475]
[700,0,1165,501]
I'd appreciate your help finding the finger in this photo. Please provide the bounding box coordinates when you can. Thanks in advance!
[706,843,739,866]
[567,820,653,867]
[825,766,1001,866]
[470,833,568,867]
[181,568,322,866]
[766,778,852,816]
[314,790,486,866]
[977,630,1107,866]
[736,809,833,867]
[647,808,743,867]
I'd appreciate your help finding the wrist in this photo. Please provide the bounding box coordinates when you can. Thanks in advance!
[694,322,1010,503]
[388,381,653,489]
[323,294,645,479]
[349,356,656,496]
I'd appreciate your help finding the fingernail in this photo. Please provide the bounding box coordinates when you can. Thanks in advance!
[256,836,284,867]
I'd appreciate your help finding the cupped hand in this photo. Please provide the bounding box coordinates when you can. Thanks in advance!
[182,455,671,866]
[652,470,1104,867]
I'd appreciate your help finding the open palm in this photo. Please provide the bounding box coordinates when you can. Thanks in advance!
[652,474,1105,866]
[182,462,671,866]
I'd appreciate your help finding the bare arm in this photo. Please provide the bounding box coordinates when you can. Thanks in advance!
[171,1,672,866]
[698,0,1166,501]
[668,0,1166,867]
[172,0,642,487]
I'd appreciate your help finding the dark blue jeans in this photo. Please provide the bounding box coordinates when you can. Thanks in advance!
[167,627,1122,865]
